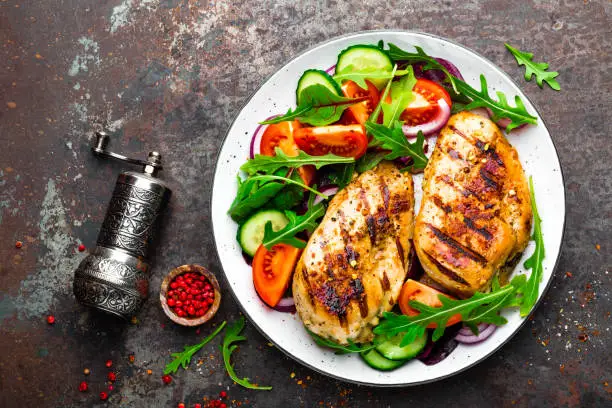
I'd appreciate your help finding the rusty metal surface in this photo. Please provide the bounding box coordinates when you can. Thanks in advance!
[0,0,610,406]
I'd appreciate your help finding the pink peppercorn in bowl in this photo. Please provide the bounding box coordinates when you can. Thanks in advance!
[160,264,221,326]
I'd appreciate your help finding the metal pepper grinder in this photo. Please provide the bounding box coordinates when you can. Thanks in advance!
[73,131,172,319]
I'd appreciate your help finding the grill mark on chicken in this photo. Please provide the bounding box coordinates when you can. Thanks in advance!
[380,178,390,211]
[463,216,493,240]
[440,174,487,204]
[449,125,474,144]
[475,140,504,166]
[381,272,391,291]
[424,251,470,285]
[427,223,488,265]
[396,237,405,269]
[324,253,335,278]
[358,294,369,318]
[479,168,500,190]
[432,195,452,213]
[366,215,377,243]
[358,187,370,214]
[390,194,410,215]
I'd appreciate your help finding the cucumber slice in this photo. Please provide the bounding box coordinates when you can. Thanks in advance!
[238,210,289,256]
[375,332,428,361]
[360,349,407,371]
[336,45,394,89]
[296,69,342,105]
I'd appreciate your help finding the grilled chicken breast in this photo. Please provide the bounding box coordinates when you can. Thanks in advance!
[293,162,414,345]
[414,111,532,298]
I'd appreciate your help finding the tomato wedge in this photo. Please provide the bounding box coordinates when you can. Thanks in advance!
[293,124,368,158]
[340,80,380,125]
[260,121,315,185]
[252,243,303,308]
[398,279,462,328]
[400,78,452,126]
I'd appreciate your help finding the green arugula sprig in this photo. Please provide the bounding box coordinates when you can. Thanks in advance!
[332,66,410,89]
[505,43,560,91]
[519,176,545,316]
[374,178,546,345]
[228,175,286,221]
[164,322,227,375]
[222,317,272,390]
[263,201,326,249]
[374,276,525,347]
[307,329,379,355]
[365,121,428,172]
[381,66,417,127]
[454,75,538,132]
[241,147,354,175]
[385,42,538,131]
[261,84,368,126]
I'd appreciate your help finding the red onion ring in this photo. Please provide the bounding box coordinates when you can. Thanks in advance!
[312,185,338,207]
[249,115,278,159]
[455,323,497,344]
[325,65,336,75]
[273,296,296,313]
[402,98,451,137]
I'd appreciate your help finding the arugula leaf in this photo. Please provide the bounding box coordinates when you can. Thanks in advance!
[365,122,428,171]
[454,75,538,132]
[164,321,227,375]
[318,162,355,189]
[374,279,524,347]
[333,66,409,90]
[248,175,326,199]
[269,170,305,210]
[369,64,398,124]
[262,203,325,249]
[385,43,538,131]
[505,43,560,91]
[381,66,417,127]
[222,317,272,390]
[260,105,312,124]
[261,84,367,126]
[241,147,354,175]
[355,150,388,173]
[228,177,285,222]
[307,329,379,355]
[519,176,545,316]
[386,43,459,92]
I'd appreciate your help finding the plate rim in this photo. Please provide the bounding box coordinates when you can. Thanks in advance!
[210,29,567,387]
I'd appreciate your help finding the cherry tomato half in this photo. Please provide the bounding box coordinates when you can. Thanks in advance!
[398,279,462,328]
[252,243,303,308]
[293,124,368,158]
[260,121,315,185]
[340,80,380,125]
[400,78,452,126]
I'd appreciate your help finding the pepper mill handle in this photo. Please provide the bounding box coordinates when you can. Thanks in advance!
[92,131,163,176]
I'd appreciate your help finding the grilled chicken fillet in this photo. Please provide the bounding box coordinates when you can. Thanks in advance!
[293,162,414,345]
[414,111,532,298]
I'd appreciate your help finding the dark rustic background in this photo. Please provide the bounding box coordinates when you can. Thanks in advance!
[1,1,610,407]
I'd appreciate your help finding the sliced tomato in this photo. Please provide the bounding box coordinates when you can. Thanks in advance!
[400,78,452,127]
[252,243,303,308]
[260,121,315,185]
[398,279,462,328]
[340,80,380,125]
[294,124,368,158]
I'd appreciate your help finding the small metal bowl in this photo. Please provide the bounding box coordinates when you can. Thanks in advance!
[160,264,221,326]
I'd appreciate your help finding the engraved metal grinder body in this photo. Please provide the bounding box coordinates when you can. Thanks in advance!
[73,132,172,319]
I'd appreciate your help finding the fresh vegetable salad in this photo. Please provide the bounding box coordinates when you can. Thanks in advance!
[227,41,544,371]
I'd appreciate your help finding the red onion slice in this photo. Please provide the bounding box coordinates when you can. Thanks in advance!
[325,65,336,75]
[455,323,497,344]
[402,98,451,137]
[249,115,279,159]
[312,185,338,206]
[273,296,296,313]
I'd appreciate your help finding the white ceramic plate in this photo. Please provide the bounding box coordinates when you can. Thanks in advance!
[211,31,565,386]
